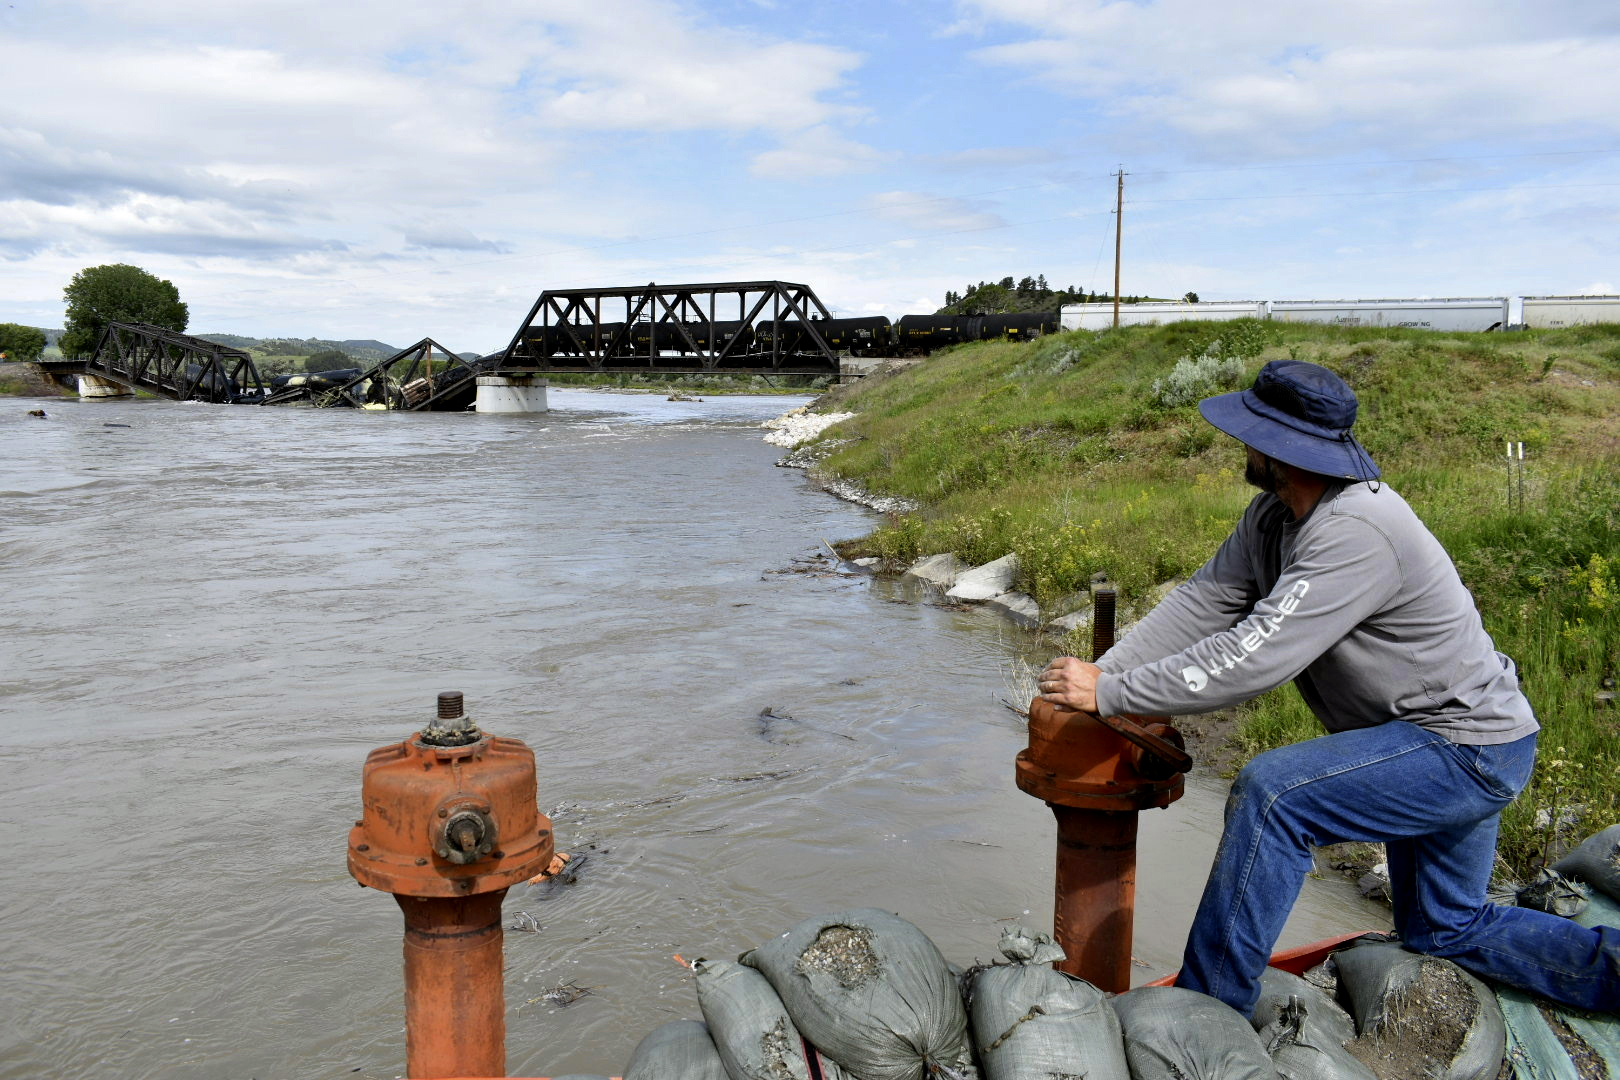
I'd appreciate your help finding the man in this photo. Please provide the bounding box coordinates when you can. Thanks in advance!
[1038,359,1618,1016]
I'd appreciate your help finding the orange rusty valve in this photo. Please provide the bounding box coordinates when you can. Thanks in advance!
[1015,583,1191,992]
[349,691,554,1079]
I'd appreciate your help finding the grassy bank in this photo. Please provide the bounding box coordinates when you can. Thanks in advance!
[817,320,1619,878]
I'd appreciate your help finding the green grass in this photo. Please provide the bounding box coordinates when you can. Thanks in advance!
[821,320,1620,878]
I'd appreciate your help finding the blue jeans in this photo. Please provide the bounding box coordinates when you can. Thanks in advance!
[1176,722,1620,1015]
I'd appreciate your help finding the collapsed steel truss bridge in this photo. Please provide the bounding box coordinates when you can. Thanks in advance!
[41,322,269,402]
[260,338,483,411]
[498,280,841,375]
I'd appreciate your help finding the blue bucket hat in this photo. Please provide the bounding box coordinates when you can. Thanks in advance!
[1198,360,1380,481]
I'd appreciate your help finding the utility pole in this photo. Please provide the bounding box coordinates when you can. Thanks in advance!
[1112,167,1125,330]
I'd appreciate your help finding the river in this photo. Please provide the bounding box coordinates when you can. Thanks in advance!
[0,389,1388,1079]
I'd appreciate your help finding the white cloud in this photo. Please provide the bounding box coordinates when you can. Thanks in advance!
[0,0,881,341]
[0,193,341,258]
[534,6,865,133]
[867,191,1007,233]
[960,0,1620,154]
[750,127,892,179]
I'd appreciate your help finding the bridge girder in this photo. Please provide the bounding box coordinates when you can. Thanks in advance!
[74,323,266,402]
[263,338,482,411]
[498,280,841,376]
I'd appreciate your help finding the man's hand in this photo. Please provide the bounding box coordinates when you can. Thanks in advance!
[1038,656,1102,714]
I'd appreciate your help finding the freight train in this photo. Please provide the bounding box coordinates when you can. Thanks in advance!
[523,311,1060,363]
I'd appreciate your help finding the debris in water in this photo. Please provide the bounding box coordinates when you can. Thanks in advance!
[509,911,543,933]
[517,981,600,1012]
[526,850,582,886]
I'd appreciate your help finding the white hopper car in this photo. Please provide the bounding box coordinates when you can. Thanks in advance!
[1267,298,1509,332]
[1061,301,1267,332]
[1521,295,1620,329]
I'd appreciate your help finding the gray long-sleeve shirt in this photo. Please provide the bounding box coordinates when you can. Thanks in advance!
[1092,482,1538,744]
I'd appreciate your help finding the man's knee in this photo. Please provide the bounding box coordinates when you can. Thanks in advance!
[1225,750,1291,823]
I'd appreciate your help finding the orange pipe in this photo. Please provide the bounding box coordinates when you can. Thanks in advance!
[398,891,509,1079]
[1052,806,1138,992]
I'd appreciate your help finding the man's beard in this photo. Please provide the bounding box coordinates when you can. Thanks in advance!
[1246,454,1284,493]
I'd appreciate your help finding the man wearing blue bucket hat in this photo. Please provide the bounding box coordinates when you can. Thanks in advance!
[1039,359,1618,1016]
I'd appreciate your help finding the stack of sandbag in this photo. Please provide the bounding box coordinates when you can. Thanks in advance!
[1111,985,1281,1080]
[966,926,1130,1080]
[693,957,849,1080]
[1248,966,1375,1080]
[1329,937,1506,1080]
[739,908,978,1080]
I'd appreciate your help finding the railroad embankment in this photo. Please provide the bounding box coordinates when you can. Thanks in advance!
[798,320,1620,878]
[0,362,71,398]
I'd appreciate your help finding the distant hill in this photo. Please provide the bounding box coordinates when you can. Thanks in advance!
[195,334,401,362]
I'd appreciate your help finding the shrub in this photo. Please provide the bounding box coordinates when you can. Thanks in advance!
[1151,350,1247,408]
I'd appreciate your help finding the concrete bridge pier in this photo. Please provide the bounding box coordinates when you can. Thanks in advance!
[77,374,134,399]
[474,374,548,413]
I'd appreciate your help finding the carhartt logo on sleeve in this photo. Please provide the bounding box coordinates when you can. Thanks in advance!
[1182,579,1311,691]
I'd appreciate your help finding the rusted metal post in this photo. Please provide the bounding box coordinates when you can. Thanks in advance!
[1052,806,1138,989]
[349,691,554,1079]
[1016,584,1191,992]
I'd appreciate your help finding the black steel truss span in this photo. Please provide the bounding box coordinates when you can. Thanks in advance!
[260,338,483,411]
[79,322,267,402]
[499,280,840,375]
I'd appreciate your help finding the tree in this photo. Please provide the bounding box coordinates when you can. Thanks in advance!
[60,264,188,357]
[0,323,47,362]
[1183,291,1200,304]
[304,349,352,372]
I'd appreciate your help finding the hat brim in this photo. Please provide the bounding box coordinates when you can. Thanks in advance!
[1199,390,1381,481]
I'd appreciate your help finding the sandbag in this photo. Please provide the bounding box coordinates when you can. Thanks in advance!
[625,1019,730,1080]
[740,908,978,1080]
[1111,985,1280,1080]
[1331,939,1506,1080]
[693,958,847,1080]
[1553,824,1620,904]
[968,927,1129,1080]
[1249,969,1374,1080]
[1251,967,1357,1043]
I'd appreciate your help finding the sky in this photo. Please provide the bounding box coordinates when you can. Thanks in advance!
[4,0,1618,353]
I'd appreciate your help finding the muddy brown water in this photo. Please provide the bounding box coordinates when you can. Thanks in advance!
[0,390,1389,1079]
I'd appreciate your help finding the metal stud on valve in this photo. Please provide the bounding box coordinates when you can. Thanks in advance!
[349,691,553,1078]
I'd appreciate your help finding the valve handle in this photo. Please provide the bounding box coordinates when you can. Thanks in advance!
[1094,711,1193,774]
